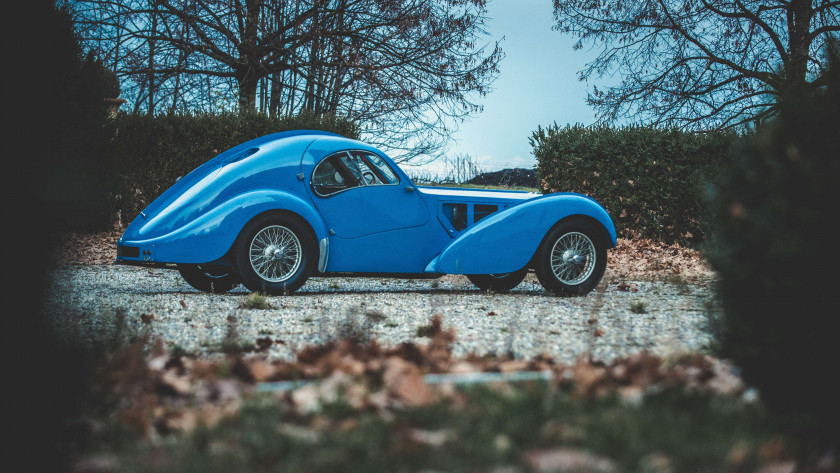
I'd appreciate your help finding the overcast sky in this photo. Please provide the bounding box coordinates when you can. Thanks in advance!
[430,0,604,172]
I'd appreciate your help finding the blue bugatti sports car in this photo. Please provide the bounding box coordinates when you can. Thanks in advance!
[115,131,616,296]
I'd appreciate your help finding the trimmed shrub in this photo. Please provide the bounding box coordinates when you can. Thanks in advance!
[111,111,358,221]
[530,125,735,245]
[707,49,840,438]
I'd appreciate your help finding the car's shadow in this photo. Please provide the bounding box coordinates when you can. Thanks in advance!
[145,286,548,297]
[295,288,547,296]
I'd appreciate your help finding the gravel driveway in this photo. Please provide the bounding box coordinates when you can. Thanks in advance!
[45,264,719,363]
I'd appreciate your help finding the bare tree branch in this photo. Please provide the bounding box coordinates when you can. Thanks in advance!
[552,0,839,129]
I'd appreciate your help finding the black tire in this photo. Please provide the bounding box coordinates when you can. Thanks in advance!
[232,213,316,295]
[535,219,608,296]
[467,267,529,293]
[178,263,240,294]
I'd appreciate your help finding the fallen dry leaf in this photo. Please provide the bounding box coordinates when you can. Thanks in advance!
[572,361,609,398]
[498,360,529,373]
[409,429,451,447]
[523,448,617,473]
[757,461,797,473]
[759,437,788,462]
[159,369,191,396]
[156,410,197,434]
[72,455,120,473]
[383,357,433,406]
[248,361,273,382]
[256,337,273,352]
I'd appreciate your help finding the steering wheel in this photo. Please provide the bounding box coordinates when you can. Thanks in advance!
[361,170,376,185]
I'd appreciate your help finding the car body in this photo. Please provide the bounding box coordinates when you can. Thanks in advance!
[116,130,616,295]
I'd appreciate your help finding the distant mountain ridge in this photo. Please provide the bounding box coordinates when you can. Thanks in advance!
[465,168,538,188]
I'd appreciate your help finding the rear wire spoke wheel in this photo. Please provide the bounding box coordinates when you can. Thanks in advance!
[233,214,315,295]
[249,225,302,282]
[178,263,240,294]
[467,267,528,293]
[535,220,607,296]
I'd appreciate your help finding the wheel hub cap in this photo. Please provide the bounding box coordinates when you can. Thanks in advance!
[562,250,583,264]
[264,245,285,260]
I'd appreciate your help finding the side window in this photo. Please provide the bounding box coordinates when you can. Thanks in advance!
[312,155,359,196]
[338,153,365,181]
[474,204,498,223]
[354,151,399,185]
[312,150,401,197]
[443,203,468,231]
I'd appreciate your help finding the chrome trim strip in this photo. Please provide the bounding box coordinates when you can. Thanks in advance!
[318,237,330,272]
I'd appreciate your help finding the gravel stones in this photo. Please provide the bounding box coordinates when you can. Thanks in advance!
[44,265,719,363]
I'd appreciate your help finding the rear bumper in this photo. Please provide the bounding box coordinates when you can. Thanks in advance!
[113,258,176,269]
[115,240,175,268]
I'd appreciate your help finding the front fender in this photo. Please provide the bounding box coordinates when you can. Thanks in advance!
[435,193,616,274]
[118,189,328,264]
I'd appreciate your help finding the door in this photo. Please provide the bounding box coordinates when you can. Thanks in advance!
[306,150,429,239]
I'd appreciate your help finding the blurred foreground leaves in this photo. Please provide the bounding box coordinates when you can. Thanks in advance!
[65,316,823,473]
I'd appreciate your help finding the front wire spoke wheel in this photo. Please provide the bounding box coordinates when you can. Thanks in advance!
[535,220,608,297]
[248,225,302,283]
[550,231,596,286]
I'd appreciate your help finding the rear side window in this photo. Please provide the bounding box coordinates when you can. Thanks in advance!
[312,155,359,196]
[443,203,468,231]
[356,152,399,184]
[474,204,498,223]
[312,150,400,197]
[338,153,366,181]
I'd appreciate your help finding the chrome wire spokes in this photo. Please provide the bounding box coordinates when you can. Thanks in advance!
[249,225,302,282]
[550,232,596,285]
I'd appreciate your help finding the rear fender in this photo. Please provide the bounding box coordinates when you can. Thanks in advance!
[435,193,616,274]
[118,189,328,264]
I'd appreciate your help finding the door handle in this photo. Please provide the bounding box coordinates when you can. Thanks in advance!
[405,186,415,192]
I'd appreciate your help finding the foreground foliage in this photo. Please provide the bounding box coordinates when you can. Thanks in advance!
[86,386,776,473]
[67,317,829,473]
[708,45,840,441]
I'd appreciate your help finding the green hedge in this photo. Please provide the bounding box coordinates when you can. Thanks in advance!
[111,112,359,222]
[530,125,735,245]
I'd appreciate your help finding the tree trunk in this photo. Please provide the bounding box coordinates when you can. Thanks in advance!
[786,0,814,92]
[237,0,261,113]
[147,0,158,114]
[236,65,259,112]
[269,74,282,118]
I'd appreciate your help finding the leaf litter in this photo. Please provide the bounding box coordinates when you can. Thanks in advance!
[95,315,745,440]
